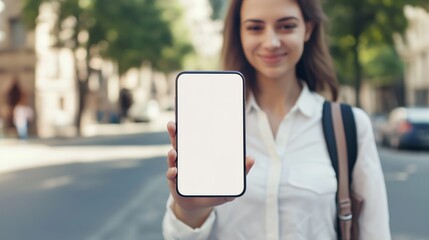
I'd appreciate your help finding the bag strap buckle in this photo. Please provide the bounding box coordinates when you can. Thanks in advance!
[338,198,352,221]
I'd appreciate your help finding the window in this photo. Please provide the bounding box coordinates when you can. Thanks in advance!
[415,89,428,106]
[9,17,27,49]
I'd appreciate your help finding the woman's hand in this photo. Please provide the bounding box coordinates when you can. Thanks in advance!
[165,121,255,228]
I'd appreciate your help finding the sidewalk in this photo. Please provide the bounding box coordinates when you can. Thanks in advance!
[0,110,175,145]
[0,111,174,175]
[82,110,175,137]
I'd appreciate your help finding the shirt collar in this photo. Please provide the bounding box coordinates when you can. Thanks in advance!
[246,92,261,114]
[245,82,317,117]
[293,82,316,117]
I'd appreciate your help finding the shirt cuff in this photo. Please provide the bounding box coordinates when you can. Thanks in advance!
[162,196,215,240]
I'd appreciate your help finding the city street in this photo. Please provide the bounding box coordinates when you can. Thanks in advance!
[0,122,429,239]
[382,147,429,240]
[0,114,173,240]
[1,0,428,239]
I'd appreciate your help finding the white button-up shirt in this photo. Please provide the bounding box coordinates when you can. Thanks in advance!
[163,84,391,240]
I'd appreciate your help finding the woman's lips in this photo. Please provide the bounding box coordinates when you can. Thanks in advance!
[259,53,286,64]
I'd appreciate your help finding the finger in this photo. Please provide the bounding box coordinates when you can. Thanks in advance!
[245,156,255,175]
[166,167,177,182]
[224,197,236,203]
[167,121,177,149]
[167,149,177,168]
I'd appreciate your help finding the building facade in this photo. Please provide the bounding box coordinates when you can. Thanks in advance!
[394,5,429,107]
[0,0,36,137]
[0,0,224,138]
[34,2,78,137]
[0,0,120,138]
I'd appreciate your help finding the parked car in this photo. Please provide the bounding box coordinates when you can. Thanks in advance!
[128,99,160,122]
[371,113,388,145]
[381,107,429,150]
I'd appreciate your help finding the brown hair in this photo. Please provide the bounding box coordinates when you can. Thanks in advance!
[221,0,338,101]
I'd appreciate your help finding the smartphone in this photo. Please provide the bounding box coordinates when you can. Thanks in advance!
[175,71,246,197]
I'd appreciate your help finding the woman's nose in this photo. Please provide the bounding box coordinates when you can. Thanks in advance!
[262,28,281,49]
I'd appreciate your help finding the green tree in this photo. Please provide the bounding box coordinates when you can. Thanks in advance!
[154,0,194,72]
[208,0,227,20]
[89,0,192,74]
[22,0,191,134]
[324,0,427,107]
[361,44,404,85]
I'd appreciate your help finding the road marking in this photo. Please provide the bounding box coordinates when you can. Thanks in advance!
[385,172,408,182]
[86,174,166,240]
[384,164,422,182]
[39,176,74,190]
[392,234,429,240]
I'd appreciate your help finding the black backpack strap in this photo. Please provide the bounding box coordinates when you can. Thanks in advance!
[340,103,358,183]
[322,101,358,185]
[322,101,358,240]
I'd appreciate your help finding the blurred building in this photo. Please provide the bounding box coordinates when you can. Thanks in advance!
[0,0,36,137]
[394,5,429,107]
[0,0,120,138]
[121,0,223,117]
[34,2,78,137]
[178,0,223,69]
[121,63,162,122]
[0,0,213,139]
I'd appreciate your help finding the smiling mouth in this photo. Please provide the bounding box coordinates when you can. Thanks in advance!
[259,54,286,64]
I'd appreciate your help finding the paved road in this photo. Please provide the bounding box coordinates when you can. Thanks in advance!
[0,132,428,240]
[0,131,171,240]
[380,147,429,240]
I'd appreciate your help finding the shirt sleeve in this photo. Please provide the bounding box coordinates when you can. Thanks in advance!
[162,195,216,240]
[351,108,392,240]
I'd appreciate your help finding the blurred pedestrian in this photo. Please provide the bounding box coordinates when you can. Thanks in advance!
[163,0,390,239]
[6,77,22,131]
[13,95,34,140]
[119,88,133,122]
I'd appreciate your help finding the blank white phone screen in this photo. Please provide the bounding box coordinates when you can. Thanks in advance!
[176,71,245,197]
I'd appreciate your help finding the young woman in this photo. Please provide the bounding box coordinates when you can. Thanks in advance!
[163,0,391,239]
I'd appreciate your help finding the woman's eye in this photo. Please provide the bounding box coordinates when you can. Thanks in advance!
[280,24,296,30]
[246,25,263,31]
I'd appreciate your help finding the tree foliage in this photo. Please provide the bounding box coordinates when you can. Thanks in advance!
[208,0,227,20]
[22,0,193,133]
[23,0,191,74]
[90,0,192,74]
[324,0,428,106]
[155,0,194,72]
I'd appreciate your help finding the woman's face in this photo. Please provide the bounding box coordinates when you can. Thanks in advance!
[240,0,313,81]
